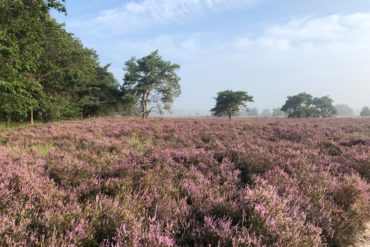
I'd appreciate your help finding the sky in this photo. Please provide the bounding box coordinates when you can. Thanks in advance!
[52,0,370,115]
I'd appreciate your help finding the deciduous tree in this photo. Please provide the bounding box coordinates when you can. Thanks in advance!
[281,93,336,118]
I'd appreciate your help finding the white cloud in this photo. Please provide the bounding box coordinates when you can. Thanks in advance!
[90,12,370,111]
[234,13,370,51]
[88,0,255,34]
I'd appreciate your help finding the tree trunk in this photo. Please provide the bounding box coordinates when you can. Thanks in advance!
[141,91,149,119]
[30,107,34,125]
[228,112,232,120]
[6,116,10,127]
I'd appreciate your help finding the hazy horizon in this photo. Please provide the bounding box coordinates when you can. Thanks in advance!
[52,0,370,114]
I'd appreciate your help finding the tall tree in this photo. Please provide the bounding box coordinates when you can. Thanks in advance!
[122,51,181,119]
[211,90,253,120]
[0,0,66,123]
[0,0,122,123]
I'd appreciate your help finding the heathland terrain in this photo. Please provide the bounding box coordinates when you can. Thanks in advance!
[0,118,369,246]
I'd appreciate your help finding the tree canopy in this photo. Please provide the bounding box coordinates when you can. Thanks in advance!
[281,93,336,118]
[211,90,253,120]
[121,51,181,119]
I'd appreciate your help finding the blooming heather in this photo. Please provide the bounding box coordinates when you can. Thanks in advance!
[0,117,369,246]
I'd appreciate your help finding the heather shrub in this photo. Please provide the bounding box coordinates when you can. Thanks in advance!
[243,178,323,247]
[0,117,369,246]
[329,175,370,246]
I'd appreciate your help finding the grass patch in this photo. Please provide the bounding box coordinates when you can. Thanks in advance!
[127,133,145,151]
[31,142,54,157]
[0,121,43,132]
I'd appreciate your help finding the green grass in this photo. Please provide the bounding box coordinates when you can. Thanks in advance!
[0,121,42,132]
[127,133,146,151]
[31,142,54,157]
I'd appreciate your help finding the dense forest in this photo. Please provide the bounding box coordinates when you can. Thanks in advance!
[0,0,121,124]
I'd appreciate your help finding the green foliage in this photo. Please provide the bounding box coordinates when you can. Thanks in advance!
[211,90,253,120]
[281,93,337,118]
[122,50,181,119]
[80,64,121,118]
[30,142,54,157]
[360,107,370,117]
[281,92,315,118]
[0,1,121,123]
[312,96,337,118]
[120,94,139,116]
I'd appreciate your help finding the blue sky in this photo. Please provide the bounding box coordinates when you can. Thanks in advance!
[52,0,370,115]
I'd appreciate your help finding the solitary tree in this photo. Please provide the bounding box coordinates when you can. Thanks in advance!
[360,107,370,117]
[121,51,181,119]
[211,90,253,120]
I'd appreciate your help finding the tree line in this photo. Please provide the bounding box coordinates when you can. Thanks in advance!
[210,91,370,120]
[1,1,369,123]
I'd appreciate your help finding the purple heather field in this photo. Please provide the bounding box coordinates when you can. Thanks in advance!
[0,117,369,246]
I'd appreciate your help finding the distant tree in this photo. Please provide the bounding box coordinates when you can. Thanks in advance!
[281,92,315,118]
[312,96,337,118]
[211,90,253,120]
[281,93,336,118]
[272,108,285,117]
[360,107,370,117]
[261,109,272,117]
[335,104,354,116]
[121,51,181,119]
